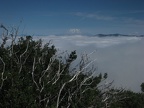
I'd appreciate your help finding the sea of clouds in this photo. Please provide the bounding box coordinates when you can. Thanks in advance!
[1,35,144,92]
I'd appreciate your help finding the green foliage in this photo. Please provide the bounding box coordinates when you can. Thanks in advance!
[110,90,144,108]
[141,82,144,92]
[0,36,106,107]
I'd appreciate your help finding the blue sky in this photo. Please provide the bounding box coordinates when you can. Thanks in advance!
[0,0,144,35]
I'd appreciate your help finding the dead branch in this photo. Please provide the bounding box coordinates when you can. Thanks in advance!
[0,57,7,90]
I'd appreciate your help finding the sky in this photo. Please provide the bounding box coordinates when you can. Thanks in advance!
[0,0,144,35]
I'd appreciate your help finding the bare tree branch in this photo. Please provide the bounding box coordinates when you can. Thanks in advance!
[0,57,7,90]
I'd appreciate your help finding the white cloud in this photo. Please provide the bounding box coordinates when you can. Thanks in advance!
[40,35,140,48]
[74,12,115,20]
[69,28,81,34]
[74,11,144,27]
[124,18,144,25]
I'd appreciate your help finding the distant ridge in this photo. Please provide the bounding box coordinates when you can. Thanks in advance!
[52,33,144,37]
[95,33,144,37]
